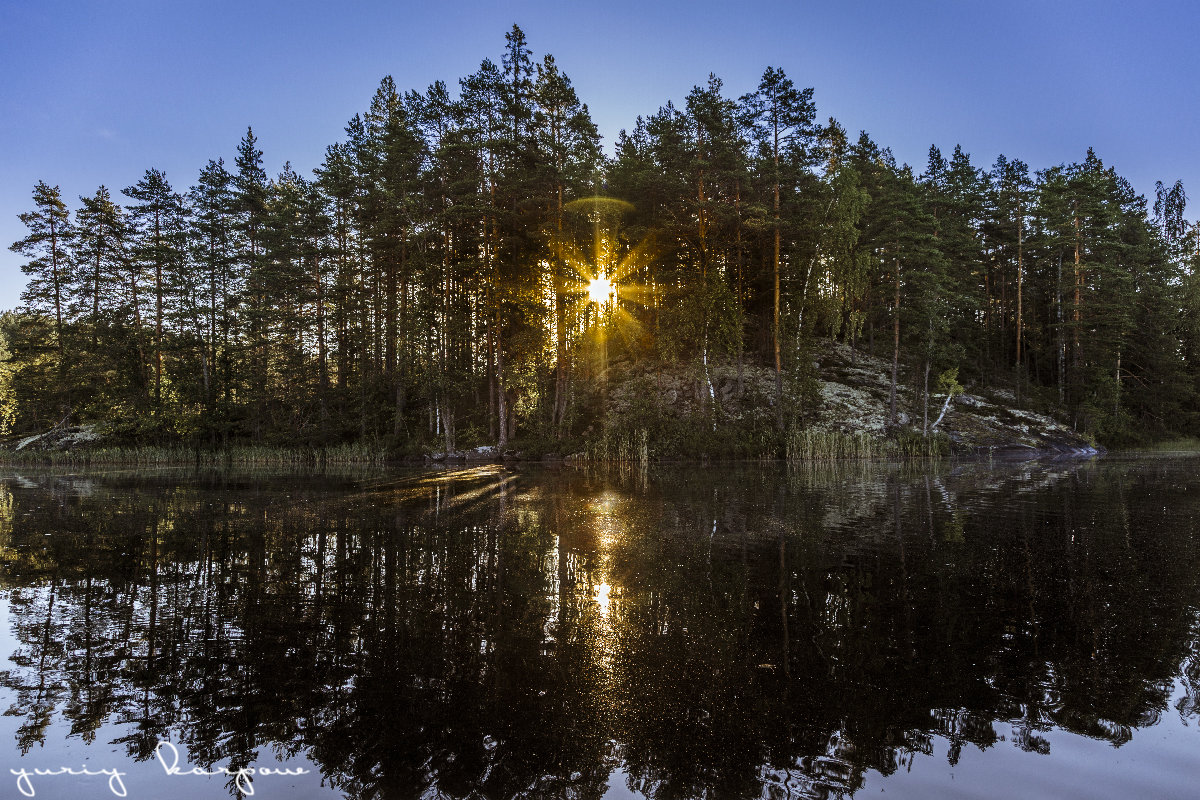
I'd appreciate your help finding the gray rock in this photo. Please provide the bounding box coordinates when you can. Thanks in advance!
[14,424,102,452]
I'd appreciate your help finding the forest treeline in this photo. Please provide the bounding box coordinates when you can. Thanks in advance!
[4,25,1200,453]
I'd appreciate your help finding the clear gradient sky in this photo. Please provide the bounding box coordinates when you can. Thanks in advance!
[3,0,1197,311]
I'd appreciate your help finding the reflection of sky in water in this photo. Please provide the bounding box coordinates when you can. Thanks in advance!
[0,593,330,799]
[856,706,1198,800]
[0,461,1197,799]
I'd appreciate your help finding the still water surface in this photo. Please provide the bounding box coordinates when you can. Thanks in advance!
[0,458,1197,799]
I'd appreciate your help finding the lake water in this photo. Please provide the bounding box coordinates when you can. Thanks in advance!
[0,458,1197,799]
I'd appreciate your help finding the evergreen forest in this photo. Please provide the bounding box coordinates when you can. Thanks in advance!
[5,25,1200,456]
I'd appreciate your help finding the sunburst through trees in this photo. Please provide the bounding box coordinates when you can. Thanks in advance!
[549,197,658,384]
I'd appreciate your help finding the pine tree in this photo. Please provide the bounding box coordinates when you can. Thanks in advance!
[10,181,74,421]
[72,186,127,344]
[936,146,987,375]
[740,67,816,430]
[189,158,236,429]
[71,186,130,414]
[987,155,1033,374]
[123,169,187,410]
[799,118,868,343]
[233,127,271,438]
[495,24,541,447]
[682,75,745,416]
[362,76,427,437]
[410,80,465,452]
[12,182,73,359]
[314,139,359,403]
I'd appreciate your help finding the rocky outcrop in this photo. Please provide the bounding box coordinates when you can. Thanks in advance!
[593,341,1100,459]
[811,342,1100,456]
[12,424,102,452]
[940,393,1101,455]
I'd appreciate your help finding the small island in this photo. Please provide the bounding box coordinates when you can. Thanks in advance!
[2,26,1192,463]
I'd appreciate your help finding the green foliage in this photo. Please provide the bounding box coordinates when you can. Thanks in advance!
[656,273,740,365]
[937,368,964,398]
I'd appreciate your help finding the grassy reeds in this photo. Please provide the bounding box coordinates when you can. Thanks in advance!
[785,428,949,462]
[786,429,895,462]
[585,427,650,465]
[893,429,952,459]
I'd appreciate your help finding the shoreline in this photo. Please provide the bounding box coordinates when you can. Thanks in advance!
[0,440,1115,468]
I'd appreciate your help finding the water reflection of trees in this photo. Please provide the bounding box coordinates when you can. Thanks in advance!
[0,460,1197,799]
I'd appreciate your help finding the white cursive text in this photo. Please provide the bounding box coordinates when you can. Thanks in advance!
[10,765,127,797]
[155,740,310,796]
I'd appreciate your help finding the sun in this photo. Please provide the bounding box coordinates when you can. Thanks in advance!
[587,274,613,305]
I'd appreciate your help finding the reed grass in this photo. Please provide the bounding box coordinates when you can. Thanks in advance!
[585,427,650,465]
[785,428,949,462]
[786,429,895,462]
[893,429,952,459]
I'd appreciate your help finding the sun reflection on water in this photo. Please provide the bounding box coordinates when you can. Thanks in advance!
[594,582,612,618]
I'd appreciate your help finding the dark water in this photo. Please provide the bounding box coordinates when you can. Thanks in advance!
[0,459,1197,800]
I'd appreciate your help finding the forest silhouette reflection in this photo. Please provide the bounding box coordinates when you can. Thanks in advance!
[0,459,1198,799]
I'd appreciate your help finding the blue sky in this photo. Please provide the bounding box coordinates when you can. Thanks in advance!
[3,0,1198,310]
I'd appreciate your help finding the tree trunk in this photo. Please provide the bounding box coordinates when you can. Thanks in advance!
[922,358,930,436]
[932,392,954,431]
[1015,203,1023,366]
[154,209,163,407]
[1056,248,1065,406]
[442,399,455,455]
[487,324,496,440]
[393,230,409,438]
[773,113,784,432]
[49,215,64,353]
[315,240,329,435]
[553,182,569,435]
[888,255,901,426]
[497,317,508,450]
[1114,346,1121,417]
[735,178,745,397]
[1080,203,1089,371]
[129,266,149,402]
[92,242,102,348]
